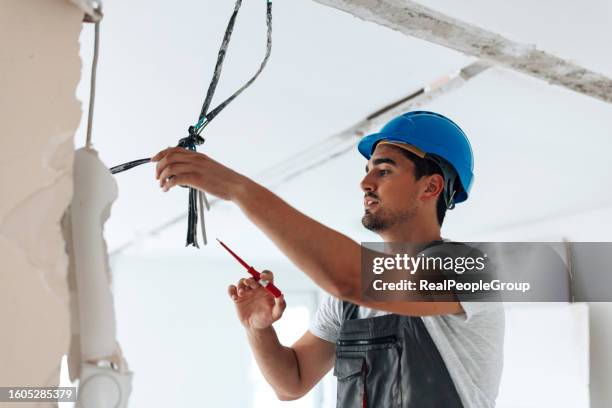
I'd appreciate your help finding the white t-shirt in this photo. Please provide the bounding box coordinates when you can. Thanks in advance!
[309,295,505,408]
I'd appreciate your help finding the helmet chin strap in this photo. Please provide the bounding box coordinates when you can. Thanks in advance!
[425,153,458,210]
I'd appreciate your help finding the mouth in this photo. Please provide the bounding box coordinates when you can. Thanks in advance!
[364,198,380,209]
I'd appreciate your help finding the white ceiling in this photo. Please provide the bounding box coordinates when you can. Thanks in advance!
[75,0,612,261]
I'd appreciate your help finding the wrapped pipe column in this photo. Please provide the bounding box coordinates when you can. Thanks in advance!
[68,147,132,407]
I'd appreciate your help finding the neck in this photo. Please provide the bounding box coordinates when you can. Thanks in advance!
[379,219,441,243]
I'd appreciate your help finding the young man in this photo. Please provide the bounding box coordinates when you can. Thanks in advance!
[153,111,504,407]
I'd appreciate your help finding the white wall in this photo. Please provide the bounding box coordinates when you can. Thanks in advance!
[589,303,612,408]
[497,303,590,408]
[0,0,82,397]
[466,207,612,408]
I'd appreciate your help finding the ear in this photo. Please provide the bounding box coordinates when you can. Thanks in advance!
[421,174,445,202]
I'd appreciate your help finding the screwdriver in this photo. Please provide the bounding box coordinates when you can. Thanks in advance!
[216,238,283,298]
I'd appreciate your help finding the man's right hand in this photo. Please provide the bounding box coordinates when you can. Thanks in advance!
[229,270,335,401]
[228,270,286,330]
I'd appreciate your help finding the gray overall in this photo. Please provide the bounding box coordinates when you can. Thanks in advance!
[333,301,464,408]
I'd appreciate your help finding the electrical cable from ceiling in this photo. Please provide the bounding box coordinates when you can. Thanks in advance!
[109,0,273,248]
[85,20,100,149]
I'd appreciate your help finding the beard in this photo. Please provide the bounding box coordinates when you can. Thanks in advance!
[361,204,417,232]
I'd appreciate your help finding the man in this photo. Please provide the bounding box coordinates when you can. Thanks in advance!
[152,111,504,407]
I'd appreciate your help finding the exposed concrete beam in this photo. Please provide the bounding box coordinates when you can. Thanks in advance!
[313,0,612,104]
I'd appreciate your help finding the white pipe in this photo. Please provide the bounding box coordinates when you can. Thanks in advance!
[69,147,132,407]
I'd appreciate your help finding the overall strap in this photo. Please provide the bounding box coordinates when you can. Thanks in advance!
[341,300,359,321]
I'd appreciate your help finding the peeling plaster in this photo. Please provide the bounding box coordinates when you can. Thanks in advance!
[0,0,83,391]
[0,171,73,299]
[313,0,612,103]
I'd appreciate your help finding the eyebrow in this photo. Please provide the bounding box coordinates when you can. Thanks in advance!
[365,157,397,172]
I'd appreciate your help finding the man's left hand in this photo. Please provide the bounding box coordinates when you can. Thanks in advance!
[152,147,245,200]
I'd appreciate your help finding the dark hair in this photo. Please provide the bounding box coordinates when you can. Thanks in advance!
[396,148,448,226]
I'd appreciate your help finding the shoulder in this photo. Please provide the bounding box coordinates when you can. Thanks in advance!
[309,293,343,343]
[458,301,505,323]
[420,240,485,258]
[424,302,505,343]
[317,292,342,313]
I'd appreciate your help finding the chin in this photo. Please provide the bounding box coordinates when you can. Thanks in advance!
[361,213,386,232]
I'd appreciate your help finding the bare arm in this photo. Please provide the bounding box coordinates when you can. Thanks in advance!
[247,328,335,400]
[233,179,361,300]
[233,180,462,316]
[154,149,462,316]
[228,271,335,400]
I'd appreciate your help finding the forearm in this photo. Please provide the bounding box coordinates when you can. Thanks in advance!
[232,177,360,298]
[246,326,303,399]
[154,148,360,298]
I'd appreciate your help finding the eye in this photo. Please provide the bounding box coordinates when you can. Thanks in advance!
[379,169,390,176]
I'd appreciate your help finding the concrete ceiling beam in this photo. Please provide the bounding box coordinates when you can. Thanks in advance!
[313,0,612,104]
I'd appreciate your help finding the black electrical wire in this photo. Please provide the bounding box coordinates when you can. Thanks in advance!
[110,0,273,248]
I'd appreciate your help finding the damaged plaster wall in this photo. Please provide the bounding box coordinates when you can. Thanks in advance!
[0,0,82,397]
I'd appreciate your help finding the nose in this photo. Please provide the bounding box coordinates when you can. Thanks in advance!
[360,171,376,193]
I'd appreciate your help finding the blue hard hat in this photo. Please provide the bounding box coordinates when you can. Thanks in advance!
[358,111,474,205]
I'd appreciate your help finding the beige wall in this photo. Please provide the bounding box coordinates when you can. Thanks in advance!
[0,0,82,402]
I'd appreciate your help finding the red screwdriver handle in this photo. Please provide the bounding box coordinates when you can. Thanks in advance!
[248,266,283,298]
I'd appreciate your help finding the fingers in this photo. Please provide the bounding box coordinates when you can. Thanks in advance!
[154,149,190,180]
[259,270,274,284]
[153,147,211,192]
[228,271,277,304]
[154,147,205,179]
[152,146,188,168]
[245,277,260,290]
[272,294,286,320]
[227,283,259,301]
[158,163,195,188]
[235,277,262,296]
[161,173,199,192]
[236,278,248,293]
[151,146,173,162]
[228,285,238,300]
